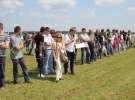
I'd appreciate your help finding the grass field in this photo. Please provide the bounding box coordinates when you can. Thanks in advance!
[0,48,135,100]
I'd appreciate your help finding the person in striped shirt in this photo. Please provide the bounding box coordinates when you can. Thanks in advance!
[0,23,10,89]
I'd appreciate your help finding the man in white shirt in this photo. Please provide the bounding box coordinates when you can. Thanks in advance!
[42,27,54,76]
[79,28,90,64]
[64,28,77,74]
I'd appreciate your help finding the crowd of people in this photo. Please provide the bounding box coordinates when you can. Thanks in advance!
[0,22,134,89]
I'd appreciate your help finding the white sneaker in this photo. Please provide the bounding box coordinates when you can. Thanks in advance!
[38,74,45,78]
[41,74,45,78]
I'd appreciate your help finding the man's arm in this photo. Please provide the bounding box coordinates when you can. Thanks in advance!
[64,35,74,46]
[65,40,74,46]
[0,41,9,48]
[39,41,44,57]
[0,33,10,48]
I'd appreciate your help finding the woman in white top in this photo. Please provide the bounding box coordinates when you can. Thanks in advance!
[53,33,64,82]
[64,28,77,74]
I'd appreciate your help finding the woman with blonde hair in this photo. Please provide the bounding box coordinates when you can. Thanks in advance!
[52,32,64,82]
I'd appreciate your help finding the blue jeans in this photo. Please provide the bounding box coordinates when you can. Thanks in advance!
[81,47,91,64]
[42,49,53,75]
[107,42,113,55]
[12,57,30,82]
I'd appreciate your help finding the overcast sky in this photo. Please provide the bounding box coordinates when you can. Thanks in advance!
[0,0,135,31]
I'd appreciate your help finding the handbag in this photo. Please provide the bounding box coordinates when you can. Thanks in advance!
[60,49,68,63]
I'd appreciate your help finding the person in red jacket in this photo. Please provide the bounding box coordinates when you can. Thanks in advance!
[113,30,118,52]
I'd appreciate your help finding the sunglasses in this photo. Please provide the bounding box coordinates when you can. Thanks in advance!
[54,36,62,38]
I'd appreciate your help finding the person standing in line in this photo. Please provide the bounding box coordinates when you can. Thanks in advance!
[10,26,31,84]
[0,23,10,89]
[71,27,78,64]
[112,30,118,53]
[79,28,91,64]
[23,32,31,53]
[43,27,54,76]
[34,27,44,78]
[98,30,104,59]
[64,28,77,75]
[106,30,113,55]
[50,29,57,71]
[88,30,96,62]
[29,32,36,55]
[52,33,64,82]
[127,30,132,48]
[95,29,101,59]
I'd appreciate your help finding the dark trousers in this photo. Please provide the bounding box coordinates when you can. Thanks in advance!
[25,41,30,52]
[90,50,96,61]
[0,56,5,87]
[64,51,75,74]
[12,58,30,82]
[29,42,34,55]
[74,49,77,63]
[35,48,43,75]
[99,48,102,59]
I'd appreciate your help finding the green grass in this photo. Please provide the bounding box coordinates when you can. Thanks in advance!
[0,48,135,100]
